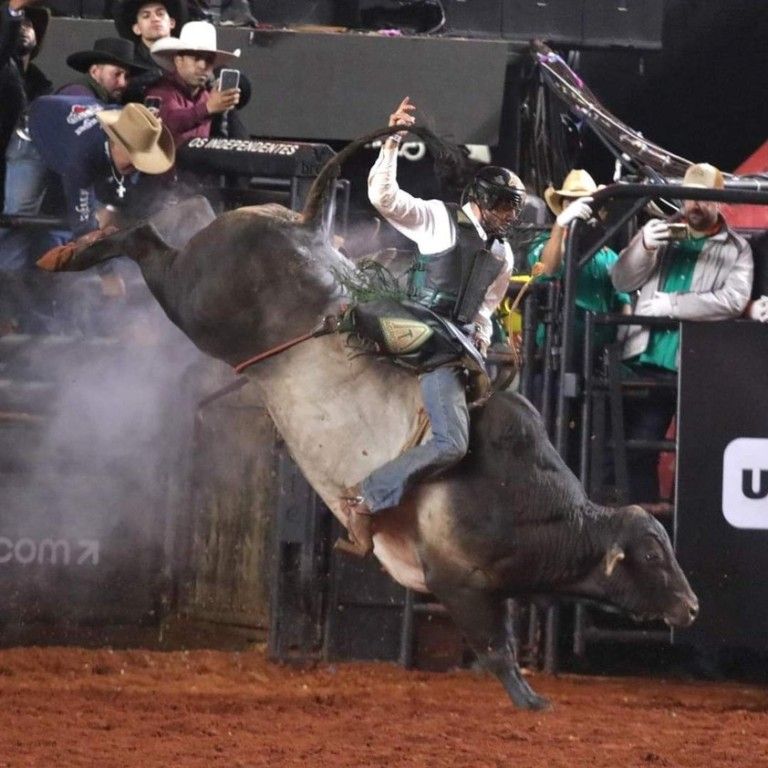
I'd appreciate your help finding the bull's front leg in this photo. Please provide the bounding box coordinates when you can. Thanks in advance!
[427,579,549,710]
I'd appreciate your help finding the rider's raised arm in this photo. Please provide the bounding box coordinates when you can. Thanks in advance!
[368,143,453,251]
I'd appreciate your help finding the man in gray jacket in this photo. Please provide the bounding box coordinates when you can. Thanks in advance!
[611,162,753,504]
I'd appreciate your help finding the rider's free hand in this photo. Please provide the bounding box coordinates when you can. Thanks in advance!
[386,96,415,148]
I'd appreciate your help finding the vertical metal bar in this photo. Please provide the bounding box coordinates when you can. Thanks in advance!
[608,344,630,504]
[544,603,560,674]
[540,282,559,433]
[527,602,540,668]
[399,588,416,668]
[519,291,537,400]
[555,220,581,456]
[579,311,596,486]
[573,602,587,657]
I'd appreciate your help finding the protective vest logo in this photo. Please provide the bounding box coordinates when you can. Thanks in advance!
[722,438,768,529]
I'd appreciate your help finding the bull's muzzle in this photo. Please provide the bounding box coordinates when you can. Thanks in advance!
[664,591,699,628]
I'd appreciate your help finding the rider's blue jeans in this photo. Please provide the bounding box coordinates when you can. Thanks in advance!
[361,365,469,513]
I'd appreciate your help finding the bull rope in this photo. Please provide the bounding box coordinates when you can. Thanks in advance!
[195,316,341,410]
[233,315,340,375]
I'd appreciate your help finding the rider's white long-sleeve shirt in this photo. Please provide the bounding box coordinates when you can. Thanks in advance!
[368,145,514,348]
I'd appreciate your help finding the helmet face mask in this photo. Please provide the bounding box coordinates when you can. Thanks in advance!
[465,166,526,239]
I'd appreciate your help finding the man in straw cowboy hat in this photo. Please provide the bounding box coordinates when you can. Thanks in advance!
[28,96,174,239]
[145,20,240,147]
[58,37,150,104]
[111,0,187,103]
[611,161,753,506]
[528,169,630,355]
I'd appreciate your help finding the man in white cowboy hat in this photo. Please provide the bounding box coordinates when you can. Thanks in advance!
[28,95,174,238]
[528,169,630,354]
[611,161,753,505]
[57,37,151,104]
[145,20,240,147]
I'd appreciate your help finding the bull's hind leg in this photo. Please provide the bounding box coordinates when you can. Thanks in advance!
[428,581,549,710]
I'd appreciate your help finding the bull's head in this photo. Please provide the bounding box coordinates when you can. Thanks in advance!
[594,505,699,628]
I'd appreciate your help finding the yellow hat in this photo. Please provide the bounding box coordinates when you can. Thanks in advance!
[544,169,600,216]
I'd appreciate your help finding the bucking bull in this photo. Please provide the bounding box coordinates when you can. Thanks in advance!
[39,126,698,709]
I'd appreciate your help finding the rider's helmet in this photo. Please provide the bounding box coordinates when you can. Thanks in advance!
[465,166,527,239]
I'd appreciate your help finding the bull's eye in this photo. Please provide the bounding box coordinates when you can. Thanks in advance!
[644,551,662,563]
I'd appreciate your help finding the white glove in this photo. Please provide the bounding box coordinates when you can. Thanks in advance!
[747,296,768,323]
[641,218,671,250]
[637,291,675,318]
[556,197,593,228]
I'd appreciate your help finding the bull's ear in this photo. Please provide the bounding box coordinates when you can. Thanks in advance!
[604,543,625,577]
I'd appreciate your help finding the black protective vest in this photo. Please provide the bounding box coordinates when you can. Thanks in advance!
[408,205,505,324]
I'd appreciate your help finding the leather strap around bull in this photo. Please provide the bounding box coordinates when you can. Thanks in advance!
[233,315,340,374]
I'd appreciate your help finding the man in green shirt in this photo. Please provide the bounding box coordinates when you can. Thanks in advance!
[529,169,630,354]
[611,162,753,504]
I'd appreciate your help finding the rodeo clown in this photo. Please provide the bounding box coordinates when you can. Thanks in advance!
[340,96,526,556]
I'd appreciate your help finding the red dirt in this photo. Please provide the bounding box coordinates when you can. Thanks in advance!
[0,646,767,768]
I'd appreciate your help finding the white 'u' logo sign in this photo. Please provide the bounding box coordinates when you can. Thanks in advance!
[722,438,768,529]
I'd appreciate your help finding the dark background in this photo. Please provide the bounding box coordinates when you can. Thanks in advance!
[571,0,767,174]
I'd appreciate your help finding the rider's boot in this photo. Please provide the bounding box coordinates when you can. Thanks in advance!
[337,486,374,557]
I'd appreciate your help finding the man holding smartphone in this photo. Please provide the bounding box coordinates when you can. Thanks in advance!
[144,20,240,148]
[610,162,753,507]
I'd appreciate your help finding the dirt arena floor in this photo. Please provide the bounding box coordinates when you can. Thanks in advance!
[1,646,767,768]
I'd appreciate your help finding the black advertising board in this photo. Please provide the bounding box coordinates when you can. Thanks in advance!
[676,320,768,651]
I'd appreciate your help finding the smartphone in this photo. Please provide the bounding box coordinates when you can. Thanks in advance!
[218,68,240,91]
[144,96,162,113]
[667,222,689,240]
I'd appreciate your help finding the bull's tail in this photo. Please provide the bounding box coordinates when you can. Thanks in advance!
[300,124,467,230]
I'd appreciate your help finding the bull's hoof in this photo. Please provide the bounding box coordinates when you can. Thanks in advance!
[521,693,551,711]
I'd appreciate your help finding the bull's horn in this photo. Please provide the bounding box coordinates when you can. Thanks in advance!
[604,544,625,577]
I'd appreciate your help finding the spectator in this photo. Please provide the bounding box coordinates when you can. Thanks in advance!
[146,20,240,147]
[528,169,631,354]
[611,162,753,505]
[29,96,174,237]
[1,0,50,216]
[0,0,52,332]
[57,37,150,104]
[112,0,187,103]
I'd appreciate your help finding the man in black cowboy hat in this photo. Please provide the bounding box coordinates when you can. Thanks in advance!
[57,37,150,104]
[112,0,186,103]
